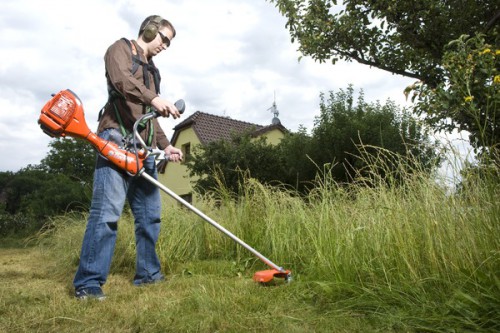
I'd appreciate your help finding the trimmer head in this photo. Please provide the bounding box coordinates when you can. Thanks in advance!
[253,269,292,283]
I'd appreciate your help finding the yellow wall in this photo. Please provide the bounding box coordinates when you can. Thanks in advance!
[255,128,285,145]
[159,127,201,206]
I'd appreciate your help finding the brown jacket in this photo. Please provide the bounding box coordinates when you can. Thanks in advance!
[97,39,170,149]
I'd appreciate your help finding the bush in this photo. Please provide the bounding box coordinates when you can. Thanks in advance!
[0,212,40,237]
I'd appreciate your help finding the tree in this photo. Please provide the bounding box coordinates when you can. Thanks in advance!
[409,34,499,164]
[0,168,47,214]
[186,86,439,195]
[0,166,90,219]
[277,126,316,192]
[40,137,96,185]
[0,137,95,224]
[269,0,498,87]
[268,0,499,157]
[187,132,286,196]
[308,86,439,184]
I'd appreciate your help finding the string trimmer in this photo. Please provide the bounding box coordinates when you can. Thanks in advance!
[38,89,292,283]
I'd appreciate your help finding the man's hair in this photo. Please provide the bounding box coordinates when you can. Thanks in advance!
[138,15,176,39]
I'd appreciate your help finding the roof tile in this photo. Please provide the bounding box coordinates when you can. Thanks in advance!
[172,111,264,145]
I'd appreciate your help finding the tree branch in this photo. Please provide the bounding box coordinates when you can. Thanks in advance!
[485,10,500,32]
[332,47,424,81]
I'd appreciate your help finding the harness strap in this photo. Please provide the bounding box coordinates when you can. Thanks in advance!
[124,38,161,94]
[102,38,161,146]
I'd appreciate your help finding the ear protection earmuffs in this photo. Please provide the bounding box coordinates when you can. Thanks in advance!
[142,15,163,43]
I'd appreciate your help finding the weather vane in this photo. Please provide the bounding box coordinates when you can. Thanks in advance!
[268,91,281,125]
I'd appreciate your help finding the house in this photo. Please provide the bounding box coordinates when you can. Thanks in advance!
[158,110,287,206]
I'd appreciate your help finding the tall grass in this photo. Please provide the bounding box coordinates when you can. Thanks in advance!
[38,147,499,331]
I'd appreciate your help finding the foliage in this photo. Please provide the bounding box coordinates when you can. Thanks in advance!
[186,132,287,195]
[1,80,95,230]
[0,138,94,232]
[187,85,439,194]
[309,85,440,184]
[276,125,316,192]
[458,156,500,195]
[1,167,51,215]
[269,0,499,159]
[409,34,500,164]
[268,0,498,87]
[40,137,96,185]
[0,213,32,236]
[0,167,90,221]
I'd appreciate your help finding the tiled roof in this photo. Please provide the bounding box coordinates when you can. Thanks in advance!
[171,111,270,145]
[158,111,288,173]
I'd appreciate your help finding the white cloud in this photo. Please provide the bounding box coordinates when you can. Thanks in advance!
[0,0,460,172]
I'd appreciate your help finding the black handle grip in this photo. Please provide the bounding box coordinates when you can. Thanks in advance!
[175,99,185,114]
[151,99,185,118]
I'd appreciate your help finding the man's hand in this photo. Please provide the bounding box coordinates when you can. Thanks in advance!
[164,144,183,162]
[151,97,180,119]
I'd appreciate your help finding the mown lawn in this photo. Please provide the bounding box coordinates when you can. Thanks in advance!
[1,243,381,333]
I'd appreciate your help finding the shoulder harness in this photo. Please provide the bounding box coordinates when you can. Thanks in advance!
[101,38,161,146]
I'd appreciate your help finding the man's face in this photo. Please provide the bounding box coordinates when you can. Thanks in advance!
[150,27,174,57]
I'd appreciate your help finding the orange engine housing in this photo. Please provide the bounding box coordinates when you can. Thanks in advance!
[38,89,145,175]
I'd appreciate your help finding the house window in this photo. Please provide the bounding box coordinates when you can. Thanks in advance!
[182,143,191,162]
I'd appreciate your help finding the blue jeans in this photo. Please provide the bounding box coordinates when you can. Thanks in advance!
[73,128,164,290]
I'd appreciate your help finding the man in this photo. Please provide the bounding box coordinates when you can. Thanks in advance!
[73,15,183,300]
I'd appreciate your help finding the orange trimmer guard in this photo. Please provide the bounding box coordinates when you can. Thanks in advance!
[253,269,292,283]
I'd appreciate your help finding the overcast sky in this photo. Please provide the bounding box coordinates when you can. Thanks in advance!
[1,0,465,173]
